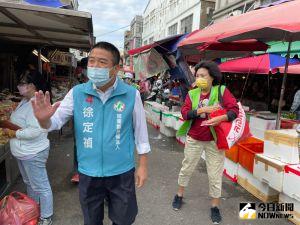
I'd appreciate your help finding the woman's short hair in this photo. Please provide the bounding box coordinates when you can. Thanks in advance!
[19,70,46,92]
[194,60,222,85]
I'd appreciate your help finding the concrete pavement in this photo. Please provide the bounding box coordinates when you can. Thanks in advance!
[10,125,293,225]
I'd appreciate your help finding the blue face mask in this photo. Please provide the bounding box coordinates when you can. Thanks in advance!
[87,66,114,87]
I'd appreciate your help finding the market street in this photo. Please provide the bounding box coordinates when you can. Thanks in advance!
[10,125,293,225]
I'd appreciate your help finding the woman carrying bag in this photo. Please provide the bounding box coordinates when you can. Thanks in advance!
[3,70,53,225]
[172,61,239,224]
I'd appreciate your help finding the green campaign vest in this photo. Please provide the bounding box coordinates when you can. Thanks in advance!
[176,85,226,142]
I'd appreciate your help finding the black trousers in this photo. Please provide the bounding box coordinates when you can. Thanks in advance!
[79,168,138,225]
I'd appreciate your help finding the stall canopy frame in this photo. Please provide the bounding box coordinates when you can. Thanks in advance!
[0,1,94,50]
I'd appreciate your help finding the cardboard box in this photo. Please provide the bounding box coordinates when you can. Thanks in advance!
[279,193,300,225]
[238,165,279,202]
[264,129,299,164]
[253,154,286,192]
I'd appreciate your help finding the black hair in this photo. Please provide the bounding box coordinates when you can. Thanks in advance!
[194,60,222,85]
[91,42,120,66]
[19,70,46,93]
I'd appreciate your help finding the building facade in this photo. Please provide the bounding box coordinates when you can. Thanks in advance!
[130,15,143,49]
[213,0,277,22]
[142,0,215,45]
[122,16,143,66]
[123,30,132,66]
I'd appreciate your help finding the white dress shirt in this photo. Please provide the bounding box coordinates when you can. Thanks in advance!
[49,79,151,154]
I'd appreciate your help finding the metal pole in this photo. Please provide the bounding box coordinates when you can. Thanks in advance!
[267,72,270,110]
[275,40,292,129]
[38,47,42,74]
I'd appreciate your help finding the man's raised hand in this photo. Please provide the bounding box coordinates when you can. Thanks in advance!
[31,91,60,129]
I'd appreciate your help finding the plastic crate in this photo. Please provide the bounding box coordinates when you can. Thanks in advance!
[225,137,263,163]
[280,119,299,129]
[238,142,264,173]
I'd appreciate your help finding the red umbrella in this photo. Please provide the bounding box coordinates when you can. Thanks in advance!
[128,34,184,55]
[128,43,155,56]
[178,1,300,46]
[219,53,300,74]
[179,0,300,129]
[181,40,269,62]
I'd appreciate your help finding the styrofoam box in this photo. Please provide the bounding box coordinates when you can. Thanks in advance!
[283,164,300,200]
[249,116,276,130]
[279,193,300,225]
[253,154,286,192]
[162,112,173,128]
[171,106,180,112]
[172,112,182,130]
[238,164,279,198]
[144,110,151,121]
[264,129,299,164]
[151,109,160,127]
[159,121,176,137]
[223,158,238,182]
[250,126,266,140]
[175,119,184,131]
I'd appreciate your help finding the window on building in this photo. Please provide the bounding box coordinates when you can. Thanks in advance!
[168,23,178,36]
[135,38,142,48]
[180,14,193,34]
[150,9,156,26]
[144,40,148,45]
[149,37,154,44]
[131,24,135,36]
[170,0,176,10]
[244,2,254,12]
[207,8,214,26]
[261,0,278,5]
[144,15,149,32]
[137,24,143,34]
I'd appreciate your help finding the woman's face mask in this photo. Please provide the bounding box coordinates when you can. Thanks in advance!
[196,77,209,90]
[87,66,114,87]
[195,68,214,90]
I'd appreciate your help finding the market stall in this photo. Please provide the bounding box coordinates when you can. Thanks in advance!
[48,50,77,102]
[217,53,300,135]
[175,1,300,223]
[0,1,93,197]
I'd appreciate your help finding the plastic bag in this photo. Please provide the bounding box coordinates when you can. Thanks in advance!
[210,102,251,150]
[0,192,39,225]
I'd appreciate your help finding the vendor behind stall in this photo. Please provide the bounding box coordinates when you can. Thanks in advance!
[291,88,300,120]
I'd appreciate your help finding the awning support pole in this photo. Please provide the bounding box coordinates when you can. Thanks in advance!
[38,47,42,74]
[276,40,292,129]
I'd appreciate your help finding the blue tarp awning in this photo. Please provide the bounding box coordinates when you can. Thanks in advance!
[24,0,67,8]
